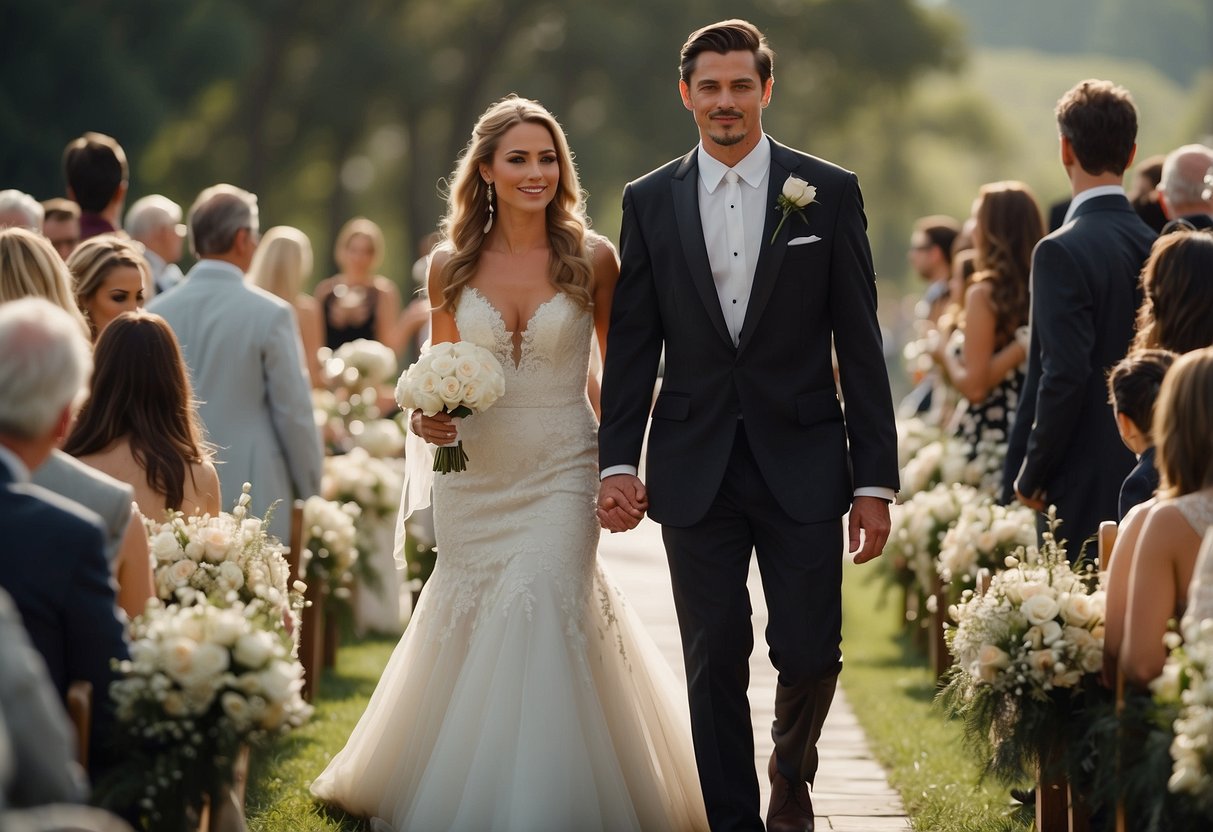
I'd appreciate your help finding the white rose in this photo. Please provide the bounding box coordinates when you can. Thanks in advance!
[460,382,483,409]
[151,531,181,563]
[207,608,245,646]
[1027,648,1056,678]
[414,389,444,417]
[202,525,234,563]
[259,660,300,703]
[395,370,415,408]
[1022,593,1061,626]
[437,376,464,408]
[1151,661,1183,703]
[780,176,816,207]
[168,559,197,588]
[217,561,245,593]
[429,353,457,377]
[1038,620,1063,647]
[185,540,206,562]
[1018,581,1049,601]
[221,691,251,730]
[1060,594,1094,627]
[234,630,276,669]
[977,644,1011,684]
[162,637,197,683]
[191,641,231,682]
[454,356,480,381]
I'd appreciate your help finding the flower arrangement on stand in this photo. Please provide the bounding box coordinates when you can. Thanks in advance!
[939,519,1106,785]
[937,499,1037,596]
[300,495,361,616]
[1158,616,1213,817]
[887,482,977,603]
[316,338,400,454]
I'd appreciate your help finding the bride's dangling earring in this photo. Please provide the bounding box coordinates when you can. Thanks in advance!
[483,182,495,234]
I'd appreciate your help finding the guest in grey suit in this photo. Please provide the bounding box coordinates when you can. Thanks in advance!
[148,185,322,544]
[32,451,131,567]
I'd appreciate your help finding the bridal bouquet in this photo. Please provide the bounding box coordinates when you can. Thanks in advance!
[103,597,310,829]
[395,340,505,473]
[940,519,1106,783]
[144,484,300,622]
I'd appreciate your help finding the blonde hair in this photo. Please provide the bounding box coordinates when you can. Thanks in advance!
[249,226,314,301]
[0,227,90,337]
[65,234,152,338]
[334,217,385,274]
[1155,346,1213,498]
[436,95,593,312]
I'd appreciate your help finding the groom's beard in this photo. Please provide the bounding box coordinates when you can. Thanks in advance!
[707,108,747,147]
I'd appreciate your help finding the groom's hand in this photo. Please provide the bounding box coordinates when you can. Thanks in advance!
[597,474,648,533]
[848,496,891,564]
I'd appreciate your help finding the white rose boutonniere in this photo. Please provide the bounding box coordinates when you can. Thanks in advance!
[770,175,817,244]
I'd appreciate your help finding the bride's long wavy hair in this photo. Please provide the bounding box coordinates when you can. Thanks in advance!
[436,95,593,311]
[970,181,1044,348]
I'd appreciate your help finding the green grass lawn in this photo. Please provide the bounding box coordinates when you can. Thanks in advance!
[841,565,1032,832]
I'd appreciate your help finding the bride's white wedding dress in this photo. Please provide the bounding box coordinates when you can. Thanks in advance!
[310,286,708,832]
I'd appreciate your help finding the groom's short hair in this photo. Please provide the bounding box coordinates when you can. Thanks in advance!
[680,19,774,86]
[1055,79,1138,177]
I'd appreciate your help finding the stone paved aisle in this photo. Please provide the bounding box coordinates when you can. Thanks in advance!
[597,518,911,832]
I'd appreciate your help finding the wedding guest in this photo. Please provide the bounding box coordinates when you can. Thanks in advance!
[1127,154,1168,233]
[313,217,401,350]
[1106,349,1175,518]
[65,235,149,340]
[0,230,152,619]
[1132,230,1213,355]
[247,226,324,387]
[1004,79,1156,552]
[41,199,81,260]
[64,311,220,519]
[932,182,1041,471]
[147,185,323,545]
[0,189,43,230]
[908,215,961,326]
[0,298,130,782]
[1157,144,1213,230]
[62,133,128,241]
[123,195,186,296]
[1115,347,1213,686]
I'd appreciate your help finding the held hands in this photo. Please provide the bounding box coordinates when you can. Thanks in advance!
[410,409,458,446]
[849,496,891,564]
[597,474,648,533]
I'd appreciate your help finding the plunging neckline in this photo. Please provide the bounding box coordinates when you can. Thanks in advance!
[464,286,562,368]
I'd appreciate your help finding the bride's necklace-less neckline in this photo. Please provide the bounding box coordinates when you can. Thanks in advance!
[465,286,562,368]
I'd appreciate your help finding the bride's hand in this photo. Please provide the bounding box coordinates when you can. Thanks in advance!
[410,410,458,446]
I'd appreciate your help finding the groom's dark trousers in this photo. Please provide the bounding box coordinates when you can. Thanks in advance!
[600,138,899,832]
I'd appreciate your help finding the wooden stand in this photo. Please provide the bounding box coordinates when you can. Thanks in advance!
[928,575,950,681]
[287,500,325,702]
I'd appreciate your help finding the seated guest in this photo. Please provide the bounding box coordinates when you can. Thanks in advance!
[247,226,324,387]
[1106,349,1176,518]
[62,133,128,241]
[0,190,43,231]
[1157,144,1213,230]
[40,199,81,261]
[0,298,130,781]
[65,236,149,341]
[0,228,153,619]
[123,195,185,297]
[1133,230,1213,355]
[1112,347,1213,686]
[65,311,221,519]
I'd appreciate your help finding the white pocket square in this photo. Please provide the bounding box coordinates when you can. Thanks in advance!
[788,235,821,246]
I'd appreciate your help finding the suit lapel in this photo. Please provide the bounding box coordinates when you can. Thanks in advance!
[737,140,795,354]
[671,150,734,349]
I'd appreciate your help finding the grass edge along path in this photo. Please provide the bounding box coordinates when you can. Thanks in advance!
[839,565,1032,832]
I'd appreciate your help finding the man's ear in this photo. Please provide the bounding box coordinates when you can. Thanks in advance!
[761,76,773,108]
[1060,135,1076,167]
[679,79,692,111]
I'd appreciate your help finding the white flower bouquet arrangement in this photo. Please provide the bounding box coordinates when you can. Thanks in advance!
[940,519,1105,783]
[896,417,942,470]
[900,438,970,498]
[937,498,1036,589]
[886,482,976,597]
[100,597,311,830]
[1160,616,1213,813]
[327,337,399,388]
[395,340,505,473]
[144,484,299,622]
[301,496,361,603]
[350,416,407,458]
[322,447,405,521]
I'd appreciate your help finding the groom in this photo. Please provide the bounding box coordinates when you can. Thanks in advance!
[598,19,899,832]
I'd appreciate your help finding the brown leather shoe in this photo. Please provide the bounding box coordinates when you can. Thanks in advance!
[767,752,815,832]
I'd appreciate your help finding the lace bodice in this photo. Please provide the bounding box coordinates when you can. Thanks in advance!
[1173,488,1213,538]
[456,286,593,408]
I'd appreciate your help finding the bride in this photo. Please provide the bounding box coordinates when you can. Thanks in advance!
[310,95,708,832]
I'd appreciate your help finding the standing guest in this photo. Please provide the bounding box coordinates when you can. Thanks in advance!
[1110,347,1213,687]
[1157,144,1213,230]
[65,236,149,340]
[40,198,81,260]
[0,297,130,783]
[0,229,152,619]
[64,311,221,520]
[123,195,186,296]
[1107,349,1176,519]
[63,133,128,241]
[932,182,1041,472]
[1127,154,1168,233]
[907,215,961,326]
[314,217,401,350]
[1132,230,1213,355]
[598,20,898,831]
[0,190,42,230]
[247,226,324,387]
[1003,79,1156,552]
[148,185,322,545]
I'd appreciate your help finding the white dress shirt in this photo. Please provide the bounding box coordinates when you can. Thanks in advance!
[1061,185,1126,225]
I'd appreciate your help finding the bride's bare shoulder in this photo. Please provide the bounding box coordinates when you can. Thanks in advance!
[585,232,618,263]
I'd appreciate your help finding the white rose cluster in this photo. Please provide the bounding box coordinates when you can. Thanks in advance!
[938,500,1036,586]
[143,484,298,620]
[301,495,361,585]
[1160,616,1213,807]
[351,417,407,458]
[323,446,405,519]
[887,482,977,594]
[330,338,399,387]
[899,436,1009,501]
[395,340,505,418]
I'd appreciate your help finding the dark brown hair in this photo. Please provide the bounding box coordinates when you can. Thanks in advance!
[1055,80,1138,176]
[64,311,210,511]
[914,215,961,265]
[62,132,128,213]
[680,19,773,85]
[1134,231,1213,355]
[970,181,1044,347]
[1107,349,1176,438]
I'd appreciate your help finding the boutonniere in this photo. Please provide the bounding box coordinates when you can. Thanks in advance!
[770,175,817,244]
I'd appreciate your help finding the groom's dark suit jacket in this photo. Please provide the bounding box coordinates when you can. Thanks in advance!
[600,138,899,527]
[1002,193,1155,550]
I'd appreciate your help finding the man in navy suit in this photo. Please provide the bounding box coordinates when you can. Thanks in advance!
[598,20,898,832]
[0,298,129,782]
[1003,79,1156,553]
